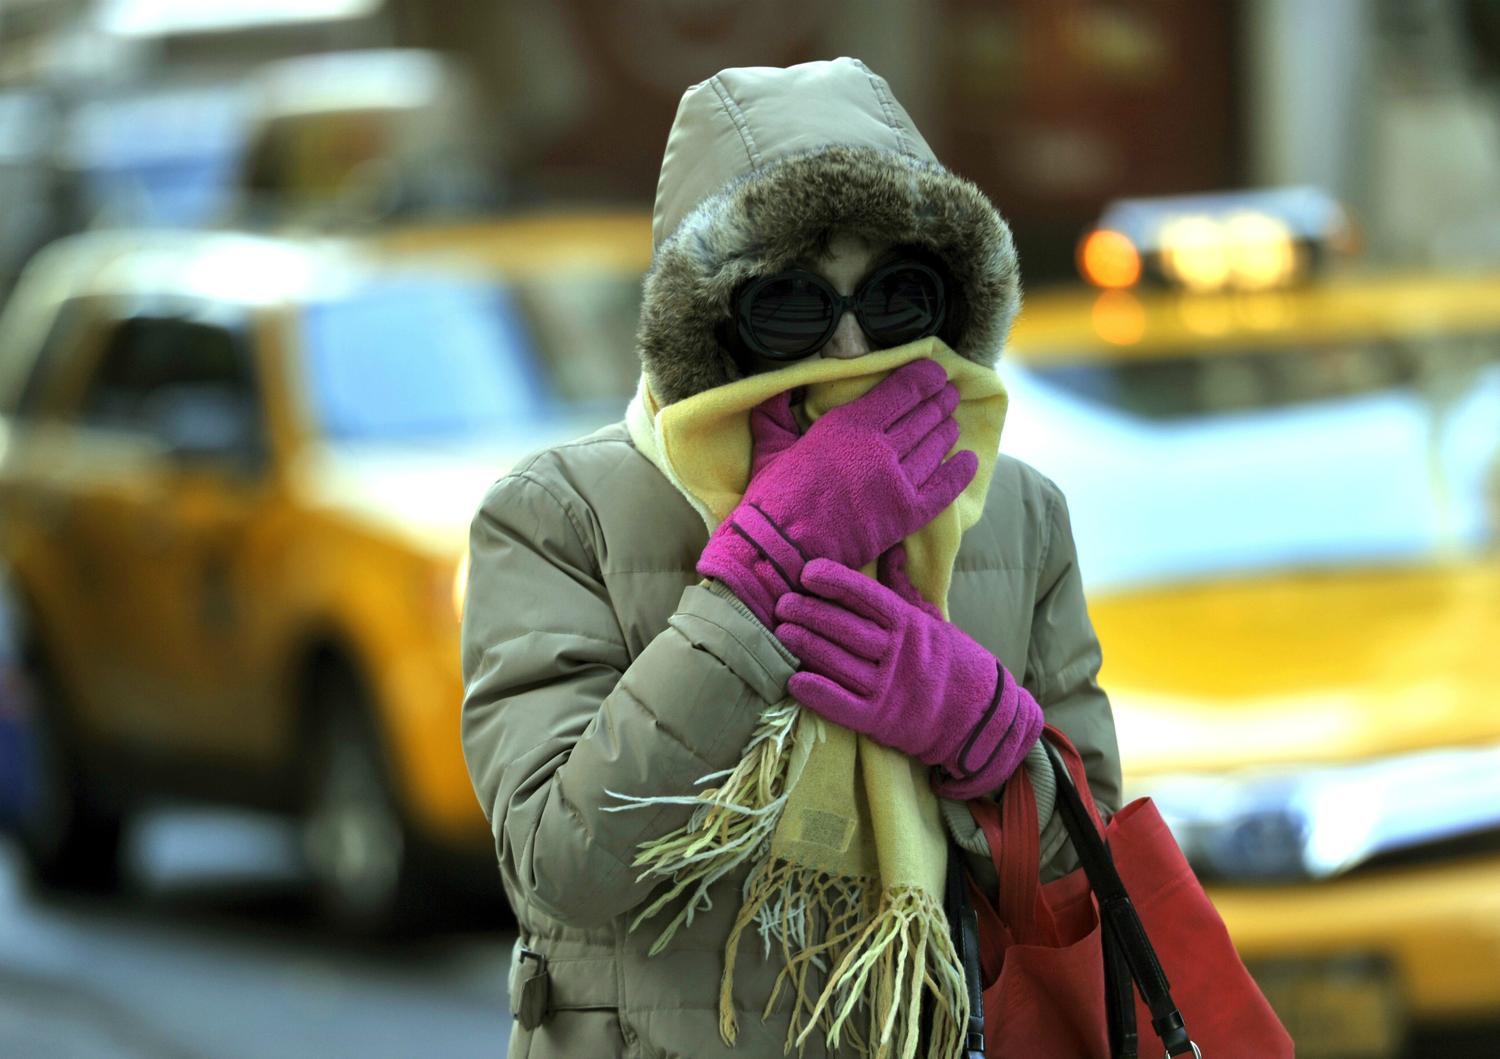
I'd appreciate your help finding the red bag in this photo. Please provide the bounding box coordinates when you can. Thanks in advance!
[965,727,1292,1058]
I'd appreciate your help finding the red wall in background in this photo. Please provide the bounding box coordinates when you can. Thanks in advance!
[405,0,1243,281]
[934,0,1242,276]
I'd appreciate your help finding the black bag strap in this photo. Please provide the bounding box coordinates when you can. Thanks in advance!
[1043,739,1201,1059]
[1104,908,1139,1059]
[946,842,987,1058]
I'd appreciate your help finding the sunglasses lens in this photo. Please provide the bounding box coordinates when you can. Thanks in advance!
[742,274,835,358]
[858,264,945,346]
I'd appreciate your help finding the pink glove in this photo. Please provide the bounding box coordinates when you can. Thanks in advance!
[774,557,1044,799]
[698,358,977,627]
[877,544,943,620]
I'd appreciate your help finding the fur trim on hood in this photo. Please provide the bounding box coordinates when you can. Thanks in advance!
[638,60,1021,406]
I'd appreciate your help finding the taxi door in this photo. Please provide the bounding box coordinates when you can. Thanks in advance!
[66,309,273,762]
[0,296,148,741]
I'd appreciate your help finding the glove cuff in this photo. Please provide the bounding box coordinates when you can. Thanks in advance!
[932,664,1045,800]
[729,501,808,588]
[696,504,807,628]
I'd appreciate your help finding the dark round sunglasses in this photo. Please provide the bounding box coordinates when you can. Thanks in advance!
[732,258,949,361]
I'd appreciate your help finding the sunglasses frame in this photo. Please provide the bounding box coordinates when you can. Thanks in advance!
[732,258,949,362]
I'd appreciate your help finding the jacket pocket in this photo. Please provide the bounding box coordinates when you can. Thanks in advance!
[507,940,627,1058]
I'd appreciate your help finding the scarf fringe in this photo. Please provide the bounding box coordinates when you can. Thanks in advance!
[606,699,966,1058]
[719,858,967,1059]
[603,699,806,955]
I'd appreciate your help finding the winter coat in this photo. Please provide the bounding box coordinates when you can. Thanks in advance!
[460,58,1122,1059]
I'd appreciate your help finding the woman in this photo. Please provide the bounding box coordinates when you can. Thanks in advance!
[462,58,1120,1059]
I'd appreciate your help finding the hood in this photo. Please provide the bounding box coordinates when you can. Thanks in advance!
[1095,560,1500,776]
[639,57,1021,405]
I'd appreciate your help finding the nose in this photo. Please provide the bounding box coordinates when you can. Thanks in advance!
[819,311,871,359]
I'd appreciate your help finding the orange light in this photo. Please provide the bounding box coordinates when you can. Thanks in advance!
[1079,229,1142,289]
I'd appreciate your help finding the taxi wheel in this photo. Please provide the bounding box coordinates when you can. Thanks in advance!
[300,667,436,934]
[16,652,124,893]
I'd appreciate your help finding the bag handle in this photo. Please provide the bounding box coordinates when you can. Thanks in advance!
[1037,732,1140,1057]
[971,746,1062,945]
[947,840,988,1058]
[1042,734,1201,1059]
[969,759,1140,1058]
[982,734,1135,1055]
[1038,724,1106,832]
[998,744,1042,936]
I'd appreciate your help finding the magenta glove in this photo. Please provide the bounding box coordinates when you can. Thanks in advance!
[774,557,1044,799]
[695,391,812,625]
[698,358,977,627]
[877,544,943,620]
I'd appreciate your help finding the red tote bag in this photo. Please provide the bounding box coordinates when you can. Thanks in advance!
[965,727,1292,1058]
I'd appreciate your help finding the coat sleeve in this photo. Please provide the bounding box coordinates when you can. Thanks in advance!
[460,469,797,929]
[1024,476,1123,876]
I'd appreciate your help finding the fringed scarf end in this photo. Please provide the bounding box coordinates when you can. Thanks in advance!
[604,699,808,954]
[718,864,967,1059]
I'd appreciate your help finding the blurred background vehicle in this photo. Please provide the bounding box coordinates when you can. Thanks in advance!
[998,189,1500,1058]
[234,49,497,229]
[1,1,1498,1057]
[0,230,629,931]
[368,210,651,406]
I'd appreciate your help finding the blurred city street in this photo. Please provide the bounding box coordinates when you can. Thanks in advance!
[4,814,1500,1059]
[0,816,515,1059]
[0,1,1498,1057]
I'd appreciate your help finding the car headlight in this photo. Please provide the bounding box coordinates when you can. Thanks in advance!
[1129,741,1500,882]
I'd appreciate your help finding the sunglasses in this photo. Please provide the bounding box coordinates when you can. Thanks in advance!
[732,258,949,361]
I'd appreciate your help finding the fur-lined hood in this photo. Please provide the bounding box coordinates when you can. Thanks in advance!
[639,57,1022,406]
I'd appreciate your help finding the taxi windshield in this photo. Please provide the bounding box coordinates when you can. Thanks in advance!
[1001,326,1500,591]
[1031,332,1494,420]
[299,279,552,442]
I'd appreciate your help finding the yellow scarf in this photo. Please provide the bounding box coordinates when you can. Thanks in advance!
[619,338,1007,1058]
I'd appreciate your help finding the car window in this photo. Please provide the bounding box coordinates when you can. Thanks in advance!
[77,315,266,460]
[298,279,555,442]
[1032,332,1499,421]
[1000,334,1500,591]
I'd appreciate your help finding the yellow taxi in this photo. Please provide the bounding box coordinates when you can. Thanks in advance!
[1000,189,1500,1057]
[0,226,643,928]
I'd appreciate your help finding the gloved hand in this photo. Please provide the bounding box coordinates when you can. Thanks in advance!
[698,358,977,628]
[876,543,943,620]
[774,557,1044,799]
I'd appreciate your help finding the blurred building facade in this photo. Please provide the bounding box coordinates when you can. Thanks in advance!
[1,0,1498,283]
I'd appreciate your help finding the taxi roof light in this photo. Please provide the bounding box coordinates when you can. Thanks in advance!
[1080,187,1350,293]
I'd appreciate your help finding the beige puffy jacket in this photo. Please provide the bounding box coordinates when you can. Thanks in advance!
[460,58,1121,1059]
